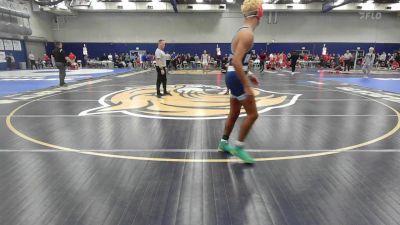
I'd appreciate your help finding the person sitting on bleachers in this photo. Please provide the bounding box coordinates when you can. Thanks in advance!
[43,54,50,68]
[281,52,288,68]
[141,54,147,69]
[303,53,309,62]
[176,54,183,69]
[378,52,387,67]
[100,53,107,61]
[69,52,76,62]
[68,52,79,70]
[391,61,399,70]
[125,53,130,64]
[339,55,345,67]
[333,54,339,67]
[395,51,400,64]
[221,54,229,73]
[116,58,126,68]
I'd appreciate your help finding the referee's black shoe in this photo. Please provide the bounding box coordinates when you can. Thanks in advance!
[163,92,172,96]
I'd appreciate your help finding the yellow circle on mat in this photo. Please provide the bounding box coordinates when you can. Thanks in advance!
[6,89,400,163]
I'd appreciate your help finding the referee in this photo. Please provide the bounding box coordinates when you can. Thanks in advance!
[52,42,72,86]
[155,39,170,98]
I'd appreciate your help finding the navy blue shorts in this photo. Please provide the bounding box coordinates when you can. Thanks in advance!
[225,70,247,101]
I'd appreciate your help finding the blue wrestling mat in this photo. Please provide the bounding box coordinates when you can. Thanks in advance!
[323,77,400,94]
[0,68,134,96]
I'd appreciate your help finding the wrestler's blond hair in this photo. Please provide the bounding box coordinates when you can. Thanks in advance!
[241,0,262,16]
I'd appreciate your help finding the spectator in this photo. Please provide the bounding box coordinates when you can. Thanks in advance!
[333,54,339,67]
[289,51,299,75]
[339,54,345,67]
[343,50,352,71]
[379,52,387,67]
[6,53,13,70]
[125,53,130,64]
[395,51,400,63]
[43,54,50,67]
[29,52,37,70]
[201,50,210,73]
[189,54,196,69]
[259,50,267,72]
[83,55,89,68]
[362,47,375,78]
[269,53,274,62]
[282,52,288,68]
[69,52,76,62]
[303,53,309,61]
[251,50,257,61]
[101,53,107,61]
[141,54,147,69]
[68,52,78,69]
[221,54,229,73]
[322,54,329,68]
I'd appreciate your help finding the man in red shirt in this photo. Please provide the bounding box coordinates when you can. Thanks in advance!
[322,54,329,68]
[68,52,78,69]
[304,53,309,61]
[42,54,50,67]
[69,52,76,61]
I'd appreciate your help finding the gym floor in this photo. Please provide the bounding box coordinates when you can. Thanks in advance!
[0,68,400,225]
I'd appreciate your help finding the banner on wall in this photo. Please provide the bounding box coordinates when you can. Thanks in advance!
[0,52,6,63]
[3,40,13,50]
[0,39,4,51]
[12,40,21,51]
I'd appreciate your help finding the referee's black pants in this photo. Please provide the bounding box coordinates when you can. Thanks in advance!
[260,60,265,71]
[344,60,351,71]
[156,66,167,95]
[291,61,297,72]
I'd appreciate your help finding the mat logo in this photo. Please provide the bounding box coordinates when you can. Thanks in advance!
[79,84,301,120]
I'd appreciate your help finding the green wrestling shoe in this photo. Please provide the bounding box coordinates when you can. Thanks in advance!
[218,139,231,153]
[229,146,255,164]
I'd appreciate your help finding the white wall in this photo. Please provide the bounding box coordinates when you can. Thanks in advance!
[28,3,55,41]
[262,12,400,43]
[50,11,400,43]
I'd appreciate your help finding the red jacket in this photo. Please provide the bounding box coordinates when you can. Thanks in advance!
[69,53,76,60]
[259,53,267,62]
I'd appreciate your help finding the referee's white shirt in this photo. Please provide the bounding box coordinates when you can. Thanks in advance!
[155,48,166,67]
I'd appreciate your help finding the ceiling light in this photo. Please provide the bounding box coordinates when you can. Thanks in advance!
[293,0,300,3]
[196,0,204,3]
[226,0,234,3]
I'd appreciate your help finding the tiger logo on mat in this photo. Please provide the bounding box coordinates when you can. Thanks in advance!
[79,84,301,120]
